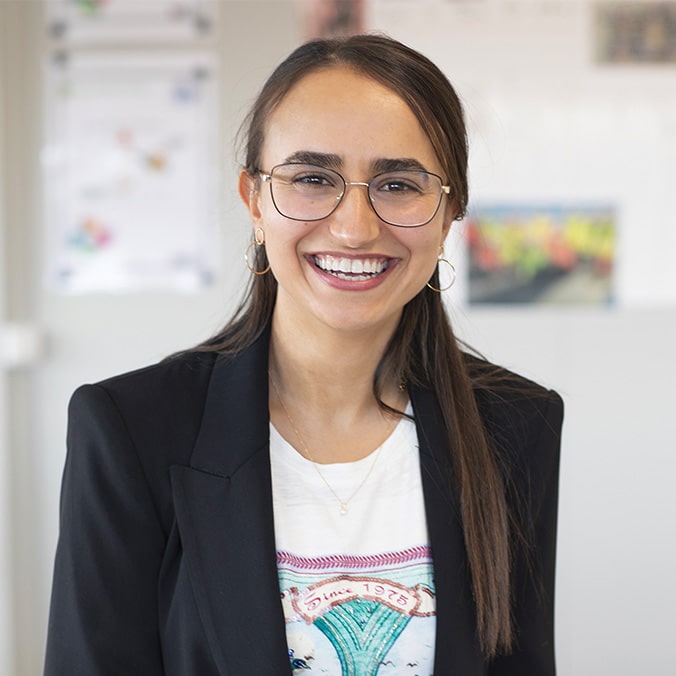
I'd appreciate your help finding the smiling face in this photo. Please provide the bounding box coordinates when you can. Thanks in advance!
[240,66,455,339]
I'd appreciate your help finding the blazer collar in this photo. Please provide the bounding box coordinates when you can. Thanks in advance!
[190,327,271,476]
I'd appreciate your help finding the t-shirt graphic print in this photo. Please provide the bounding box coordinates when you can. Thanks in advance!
[278,546,435,675]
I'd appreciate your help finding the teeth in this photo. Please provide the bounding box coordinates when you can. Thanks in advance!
[335,272,372,281]
[314,255,388,278]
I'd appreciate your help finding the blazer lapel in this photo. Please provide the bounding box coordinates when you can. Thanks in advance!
[411,385,485,674]
[170,330,291,675]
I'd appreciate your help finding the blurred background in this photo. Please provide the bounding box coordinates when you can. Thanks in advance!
[1,1,675,674]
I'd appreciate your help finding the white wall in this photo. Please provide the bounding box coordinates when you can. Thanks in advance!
[0,5,17,673]
[1,1,674,674]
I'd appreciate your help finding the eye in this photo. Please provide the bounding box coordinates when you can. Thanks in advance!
[280,164,340,190]
[374,172,426,195]
[380,179,417,193]
[293,172,335,187]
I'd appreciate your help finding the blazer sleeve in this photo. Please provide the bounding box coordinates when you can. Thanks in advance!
[488,390,564,676]
[44,384,166,676]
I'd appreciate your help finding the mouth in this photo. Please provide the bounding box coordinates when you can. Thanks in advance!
[311,254,392,281]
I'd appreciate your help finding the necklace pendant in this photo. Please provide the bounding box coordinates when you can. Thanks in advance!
[339,503,348,516]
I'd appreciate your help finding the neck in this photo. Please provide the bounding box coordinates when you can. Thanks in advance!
[268,305,407,463]
[269,307,399,413]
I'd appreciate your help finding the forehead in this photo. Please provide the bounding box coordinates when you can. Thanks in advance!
[261,66,442,172]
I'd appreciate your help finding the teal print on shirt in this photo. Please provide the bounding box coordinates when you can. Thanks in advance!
[313,596,412,674]
[280,566,435,675]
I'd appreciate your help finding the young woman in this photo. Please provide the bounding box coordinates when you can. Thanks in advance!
[45,35,564,676]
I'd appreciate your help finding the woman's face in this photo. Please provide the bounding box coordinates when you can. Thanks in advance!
[240,65,455,338]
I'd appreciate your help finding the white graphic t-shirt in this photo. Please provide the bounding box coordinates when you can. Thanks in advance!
[270,408,436,675]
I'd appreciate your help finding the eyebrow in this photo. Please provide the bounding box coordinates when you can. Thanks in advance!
[282,151,430,174]
[371,157,429,174]
[284,151,342,169]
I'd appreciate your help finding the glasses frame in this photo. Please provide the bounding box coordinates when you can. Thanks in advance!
[257,163,451,228]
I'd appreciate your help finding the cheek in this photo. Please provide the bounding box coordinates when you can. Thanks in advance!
[420,249,441,281]
[260,221,308,274]
[403,230,442,264]
[406,234,444,285]
[256,191,279,223]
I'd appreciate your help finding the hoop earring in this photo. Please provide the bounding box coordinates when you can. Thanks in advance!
[244,227,271,275]
[426,246,456,293]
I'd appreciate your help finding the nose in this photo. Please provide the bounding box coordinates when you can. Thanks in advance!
[327,182,381,248]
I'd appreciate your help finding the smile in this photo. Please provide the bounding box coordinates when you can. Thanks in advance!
[312,254,391,281]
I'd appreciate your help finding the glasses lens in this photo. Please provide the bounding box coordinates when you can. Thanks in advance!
[269,164,344,221]
[369,171,444,227]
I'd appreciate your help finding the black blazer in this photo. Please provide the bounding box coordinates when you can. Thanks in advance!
[44,330,563,676]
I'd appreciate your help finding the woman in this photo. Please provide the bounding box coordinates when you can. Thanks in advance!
[45,35,563,675]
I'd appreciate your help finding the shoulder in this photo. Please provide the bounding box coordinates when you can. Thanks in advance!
[463,352,564,474]
[71,350,218,421]
[65,351,221,532]
[68,350,218,467]
[463,352,563,427]
[91,350,217,404]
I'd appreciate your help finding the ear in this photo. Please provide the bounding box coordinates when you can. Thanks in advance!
[238,169,264,225]
[440,199,458,243]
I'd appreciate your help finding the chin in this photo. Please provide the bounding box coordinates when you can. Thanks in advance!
[315,307,402,337]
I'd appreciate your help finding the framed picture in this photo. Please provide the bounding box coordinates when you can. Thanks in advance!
[596,2,676,64]
[466,205,615,305]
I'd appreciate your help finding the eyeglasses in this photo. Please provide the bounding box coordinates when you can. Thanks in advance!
[258,163,451,228]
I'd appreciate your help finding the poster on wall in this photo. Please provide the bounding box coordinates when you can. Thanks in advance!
[298,0,365,39]
[466,205,615,305]
[596,2,676,64]
[46,0,217,44]
[43,52,219,294]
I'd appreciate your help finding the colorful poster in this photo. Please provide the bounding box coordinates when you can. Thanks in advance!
[467,205,615,305]
[43,52,219,293]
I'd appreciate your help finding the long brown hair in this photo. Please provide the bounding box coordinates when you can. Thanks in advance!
[199,34,512,657]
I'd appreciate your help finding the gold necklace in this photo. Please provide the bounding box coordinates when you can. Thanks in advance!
[269,373,385,516]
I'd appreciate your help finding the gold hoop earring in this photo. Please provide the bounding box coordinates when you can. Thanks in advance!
[426,246,456,293]
[244,227,271,275]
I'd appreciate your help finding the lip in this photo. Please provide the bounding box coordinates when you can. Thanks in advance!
[305,252,398,291]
